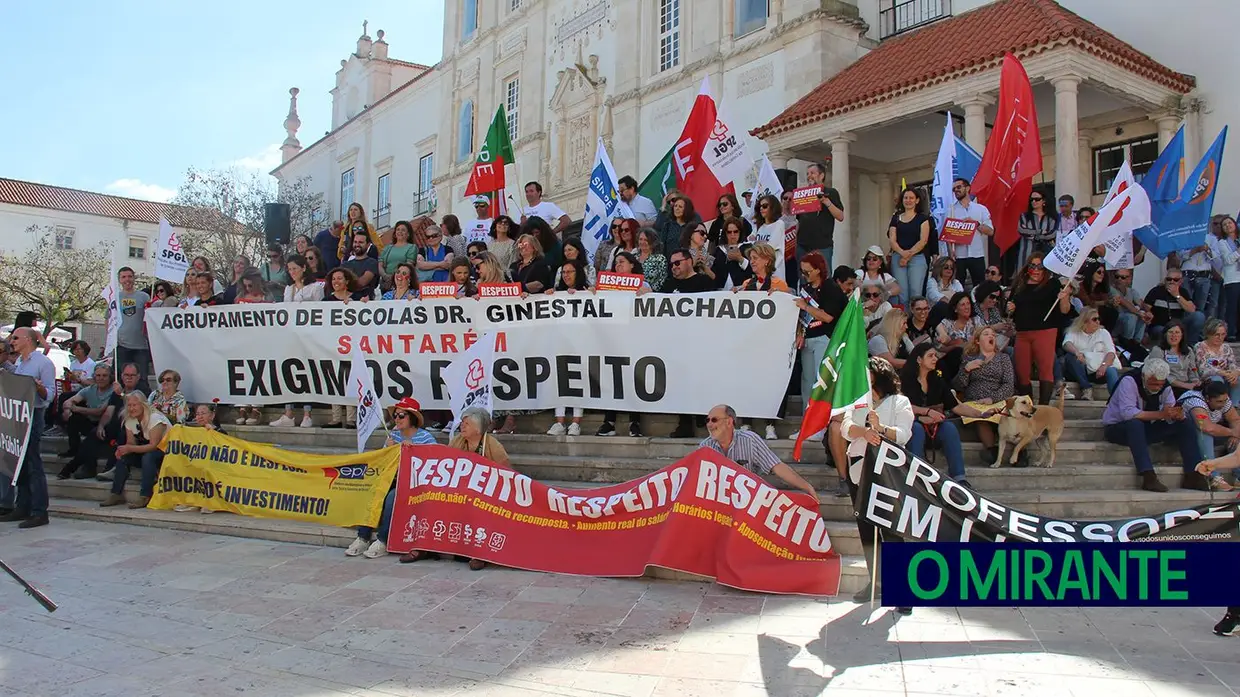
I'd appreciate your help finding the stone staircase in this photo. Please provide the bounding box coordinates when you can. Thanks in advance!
[36,397,1216,597]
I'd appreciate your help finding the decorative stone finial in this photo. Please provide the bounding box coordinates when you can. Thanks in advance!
[281,88,302,163]
[362,20,369,38]
[376,29,385,42]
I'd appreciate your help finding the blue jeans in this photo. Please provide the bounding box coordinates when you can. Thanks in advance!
[909,421,967,482]
[13,408,47,517]
[1062,353,1119,394]
[357,488,396,542]
[1103,418,1200,473]
[799,334,830,403]
[1187,275,1213,321]
[891,253,928,304]
[1210,279,1224,320]
[1114,311,1146,343]
[111,450,164,498]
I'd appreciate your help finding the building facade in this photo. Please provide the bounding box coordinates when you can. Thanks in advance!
[273,0,1234,295]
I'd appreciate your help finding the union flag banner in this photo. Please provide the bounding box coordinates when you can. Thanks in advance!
[389,445,840,596]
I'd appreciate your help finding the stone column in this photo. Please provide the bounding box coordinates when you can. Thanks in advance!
[1153,113,1180,150]
[1077,130,1094,204]
[875,174,893,252]
[767,150,791,170]
[960,96,993,155]
[1051,75,1081,202]
[830,134,855,267]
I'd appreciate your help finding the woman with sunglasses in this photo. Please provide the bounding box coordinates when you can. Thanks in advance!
[707,193,751,246]
[474,251,509,286]
[347,397,436,560]
[972,280,1014,352]
[487,215,518,271]
[750,194,786,282]
[260,244,291,300]
[926,256,963,310]
[303,247,327,282]
[465,241,488,279]
[887,188,931,302]
[1196,318,1240,406]
[717,216,754,289]
[862,286,892,332]
[682,222,722,285]
[655,194,701,257]
[416,224,454,283]
[379,220,420,290]
[1062,307,1121,400]
[1009,253,1072,404]
[906,297,934,346]
[901,343,970,488]
[856,245,900,301]
[1013,192,1058,275]
[382,262,420,301]
[555,237,597,288]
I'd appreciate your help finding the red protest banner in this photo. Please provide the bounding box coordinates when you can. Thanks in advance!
[389,445,840,596]
[595,272,644,292]
[479,283,523,298]
[789,186,823,215]
[419,282,460,298]
[939,218,980,246]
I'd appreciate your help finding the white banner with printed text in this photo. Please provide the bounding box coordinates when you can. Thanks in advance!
[144,292,799,417]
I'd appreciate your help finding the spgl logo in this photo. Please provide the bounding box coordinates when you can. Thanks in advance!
[1186,161,1217,205]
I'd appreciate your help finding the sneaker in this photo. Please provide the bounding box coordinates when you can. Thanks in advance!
[628,422,642,437]
[235,416,247,425]
[1214,612,1239,636]
[201,508,214,515]
[128,496,150,510]
[1076,386,1092,401]
[345,538,368,557]
[546,422,566,436]
[245,418,259,425]
[426,422,444,432]
[835,477,850,498]
[739,425,752,432]
[765,425,778,440]
[299,416,314,428]
[96,468,114,482]
[596,422,616,436]
[806,431,825,442]
[567,423,581,436]
[269,415,296,427]
[363,540,388,559]
[43,426,64,437]
[173,504,200,513]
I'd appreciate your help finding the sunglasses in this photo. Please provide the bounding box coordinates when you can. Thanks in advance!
[1166,276,1182,282]
[468,251,480,258]
[987,293,1000,300]
[611,223,621,229]
[864,292,881,298]
[1030,197,1044,202]
[160,377,176,383]
[394,411,411,419]
[427,233,442,239]
[717,201,729,208]
[1086,317,1101,323]
[759,203,770,209]
[1028,263,1044,271]
[706,416,727,423]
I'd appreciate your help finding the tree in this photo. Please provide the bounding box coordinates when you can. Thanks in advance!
[169,167,323,281]
[0,225,112,335]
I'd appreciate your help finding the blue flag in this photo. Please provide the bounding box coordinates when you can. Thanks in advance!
[954,136,982,184]
[1141,126,1185,221]
[581,138,631,265]
[1137,127,1227,258]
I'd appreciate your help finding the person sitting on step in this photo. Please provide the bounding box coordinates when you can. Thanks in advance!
[58,364,123,480]
[99,393,170,510]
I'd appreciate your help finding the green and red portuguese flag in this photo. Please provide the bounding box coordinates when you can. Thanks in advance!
[792,289,871,461]
[464,105,516,219]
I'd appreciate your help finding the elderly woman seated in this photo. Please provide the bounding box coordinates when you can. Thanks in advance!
[149,369,190,425]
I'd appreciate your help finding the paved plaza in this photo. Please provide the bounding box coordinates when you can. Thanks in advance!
[0,520,1237,697]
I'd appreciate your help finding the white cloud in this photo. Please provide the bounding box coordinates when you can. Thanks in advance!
[230,144,283,173]
[104,178,177,203]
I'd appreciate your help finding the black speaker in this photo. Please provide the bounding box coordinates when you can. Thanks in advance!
[775,168,798,192]
[264,203,292,245]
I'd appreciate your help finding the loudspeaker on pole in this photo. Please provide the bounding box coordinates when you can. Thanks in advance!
[264,203,292,246]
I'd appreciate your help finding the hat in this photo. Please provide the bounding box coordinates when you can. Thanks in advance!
[472,195,490,206]
[391,397,424,427]
[864,245,884,258]
[741,189,754,197]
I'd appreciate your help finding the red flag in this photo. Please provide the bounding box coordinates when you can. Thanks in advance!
[672,79,737,216]
[972,53,1043,253]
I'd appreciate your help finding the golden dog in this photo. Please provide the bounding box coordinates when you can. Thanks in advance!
[990,388,1067,469]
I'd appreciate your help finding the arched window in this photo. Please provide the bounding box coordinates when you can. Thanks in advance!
[461,0,478,40]
[457,100,475,162]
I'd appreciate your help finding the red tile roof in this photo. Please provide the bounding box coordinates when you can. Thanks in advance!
[753,0,1196,138]
[0,177,187,225]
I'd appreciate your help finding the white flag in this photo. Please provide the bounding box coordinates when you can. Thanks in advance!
[347,341,383,453]
[444,333,495,436]
[153,218,190,283]
[930,114,954,232]
[101,254,120,361]
[753,155,784,200]
[582,138,631,266]
[1046,161,1150,279]
[695,76,751,188]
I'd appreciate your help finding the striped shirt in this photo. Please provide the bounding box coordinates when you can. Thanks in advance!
[699,429,779,475]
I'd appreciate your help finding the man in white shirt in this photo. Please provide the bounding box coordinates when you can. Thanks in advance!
[617,176,657,225]
[740,189,755,220]
[1180,237,1216,321]
[465,196,493,244]
[520,181,571,235]
[945,177,994,292]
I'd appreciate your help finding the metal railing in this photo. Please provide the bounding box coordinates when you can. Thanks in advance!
[412,191,434,217]
[878,0,950,39]
[374,206,391,230]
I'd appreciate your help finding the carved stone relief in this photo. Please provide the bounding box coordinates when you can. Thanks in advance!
[737,62,774,99]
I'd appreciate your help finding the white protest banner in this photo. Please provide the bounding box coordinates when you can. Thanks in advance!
[101,254,121,361]
[1046,161,1148,279]
[348,340,384,453]
[144,292,799,417]
[443,331,495,435]
[753,155,784,200]
[154,218,190,283]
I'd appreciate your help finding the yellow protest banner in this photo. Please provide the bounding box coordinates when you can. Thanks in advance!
[150,425,400,528]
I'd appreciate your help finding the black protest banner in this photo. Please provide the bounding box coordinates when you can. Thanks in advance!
[856,439,1240,543]
[0,372,36,484]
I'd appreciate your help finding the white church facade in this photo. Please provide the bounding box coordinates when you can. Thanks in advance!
[272,0,1237,285]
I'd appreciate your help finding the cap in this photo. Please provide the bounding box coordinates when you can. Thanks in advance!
[865,245,884,258]
[472,196,490,206]
[392,397,424,427]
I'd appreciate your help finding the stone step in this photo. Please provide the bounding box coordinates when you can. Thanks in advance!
[45,497,873,596]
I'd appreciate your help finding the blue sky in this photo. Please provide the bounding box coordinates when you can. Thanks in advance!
[0,1,444,202]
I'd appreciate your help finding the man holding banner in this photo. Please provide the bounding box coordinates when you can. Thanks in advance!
[1,329,55,528]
